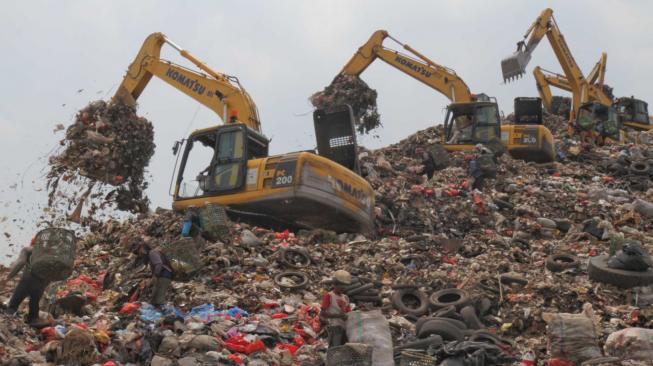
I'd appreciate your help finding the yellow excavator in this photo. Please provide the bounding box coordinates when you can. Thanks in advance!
[337,30,555,163]
[113,33,374,232]
[502,8,624,143]
[534,55,653,131]
[533,52,609,112]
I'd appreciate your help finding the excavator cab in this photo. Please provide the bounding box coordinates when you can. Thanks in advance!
[576,102,623,142]
[443,102,502,147]
[615,97,652,131]
[313,105,360,173]
[176,124,268,198]
[514,97,543,124]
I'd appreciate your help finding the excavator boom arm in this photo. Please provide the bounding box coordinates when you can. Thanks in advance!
[587,52,607,86]
[113,32,261,132]
[341,30,473,103]
[503,8,592,120]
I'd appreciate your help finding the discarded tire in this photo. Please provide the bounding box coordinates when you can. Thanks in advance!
[280,248,311,269]
[343,280,363,293]
[391,289,429,317]
[429,288,470,310]
[274,271,308,290]
[394,335,443,351]
[417,319,464,341]
[629,161,650,176]
[415,316,466,335]
[546,253,580,272]
[432,305,458,319]
[469,330,514,348]
[347,283,374,296]
[460,305,484,330]
[588,255,653,288]
[391,283,421,290]
[351,295,381,303]
[499,273,528,286]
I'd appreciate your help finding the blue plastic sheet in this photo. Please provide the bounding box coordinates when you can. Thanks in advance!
[140,303,186,322]
[139,302,248,323]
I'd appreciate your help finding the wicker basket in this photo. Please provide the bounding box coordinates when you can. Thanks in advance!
[326,343,373,366]
[159,237,203,281]
[198,204,231,241]
[399,351,438,366]
[30,228,77,281]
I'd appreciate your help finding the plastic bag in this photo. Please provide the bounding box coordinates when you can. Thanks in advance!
[346,310,393,366]
[633,198,653,218]
[604,327,653,360]
[542,303,602,363]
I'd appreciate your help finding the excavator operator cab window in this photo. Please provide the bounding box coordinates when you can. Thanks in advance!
[177,134,217,198]
[445,103,500,144]
[471,105,500,143]
[211,129,245,192]
[175,126,250,199]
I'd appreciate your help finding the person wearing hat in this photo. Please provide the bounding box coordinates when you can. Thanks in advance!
[320,270,352,347]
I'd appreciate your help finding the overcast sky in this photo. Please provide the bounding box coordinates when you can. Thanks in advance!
[0,0,651,261]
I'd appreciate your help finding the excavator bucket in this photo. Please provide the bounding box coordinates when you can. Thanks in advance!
[501,50,531,82]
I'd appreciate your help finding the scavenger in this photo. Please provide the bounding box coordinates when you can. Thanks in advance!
[4,228,77,325]
[135,242,174,308]
[320,270,353,347]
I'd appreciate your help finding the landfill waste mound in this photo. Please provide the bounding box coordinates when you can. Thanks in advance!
[310,74,381,134]
[47,100,155,215]
[2,114,653,365]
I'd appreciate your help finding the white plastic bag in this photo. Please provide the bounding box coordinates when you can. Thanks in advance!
[604,327,653,361]
[346,310,393,366]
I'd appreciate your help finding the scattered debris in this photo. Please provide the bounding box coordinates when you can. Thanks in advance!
[310,74,381,134]
[47,100,155,216]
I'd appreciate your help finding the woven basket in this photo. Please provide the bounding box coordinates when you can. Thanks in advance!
[198,204,231,241]
[30,228,76,281]
[326,343,373,366]
[399,351,438,366]
[159,237,203,281]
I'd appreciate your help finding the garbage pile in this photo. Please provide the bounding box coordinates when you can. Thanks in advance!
[47,100,155,215]
[310,74,380,134]
[2,113,653,365]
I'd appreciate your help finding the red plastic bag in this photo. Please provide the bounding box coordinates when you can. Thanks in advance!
[119,302,140,315]
[228,354,244,364]
[224,335,266,354]
[41,327,57,342]
[275,230,290,240]
[271,312,288,319]
[277,343,299,355]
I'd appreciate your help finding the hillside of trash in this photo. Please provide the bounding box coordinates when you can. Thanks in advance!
[2,107,653,365]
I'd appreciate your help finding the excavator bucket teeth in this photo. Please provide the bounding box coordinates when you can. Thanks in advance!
[501,51,531,82]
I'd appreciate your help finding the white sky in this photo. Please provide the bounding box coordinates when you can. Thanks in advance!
[0,0,652,262]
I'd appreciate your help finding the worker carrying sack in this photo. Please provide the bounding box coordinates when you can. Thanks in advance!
[160,237,203,281]
[30,228,77,281]
[476,154,497,178]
